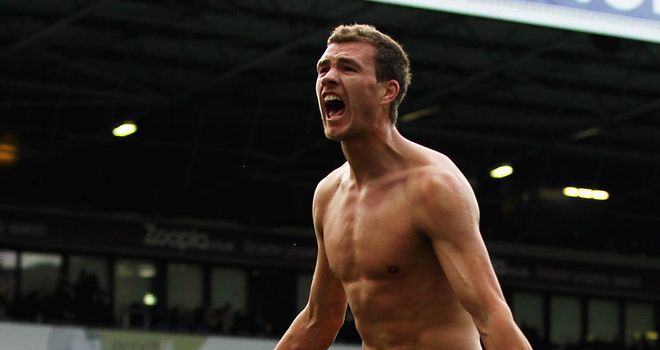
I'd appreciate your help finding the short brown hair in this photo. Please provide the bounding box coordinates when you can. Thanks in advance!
[328,24,412,123]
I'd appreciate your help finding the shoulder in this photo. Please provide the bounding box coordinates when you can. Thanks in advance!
[406,152,480,228]
[314,163,347,201]
[312,163,348,221]
[407,149,472,198]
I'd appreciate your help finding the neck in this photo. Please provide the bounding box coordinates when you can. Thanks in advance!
[340,122,406,186]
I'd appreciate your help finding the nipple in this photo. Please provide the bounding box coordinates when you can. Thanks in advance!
[388,265,400,274]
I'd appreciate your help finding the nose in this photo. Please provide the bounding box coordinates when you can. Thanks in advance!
[320,66,338,87]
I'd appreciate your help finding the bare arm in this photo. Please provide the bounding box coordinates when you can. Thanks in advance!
[413,169,531,350]
[275,183,348,350]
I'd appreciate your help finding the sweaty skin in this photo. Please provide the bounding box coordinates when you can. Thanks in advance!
[275,41,531,350]
[319,156,483,350]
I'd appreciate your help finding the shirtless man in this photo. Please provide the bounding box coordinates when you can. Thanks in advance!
[275,24,532,350]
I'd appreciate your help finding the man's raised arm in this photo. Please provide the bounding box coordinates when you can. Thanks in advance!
[275,185,348,350]
[413,169,532,350]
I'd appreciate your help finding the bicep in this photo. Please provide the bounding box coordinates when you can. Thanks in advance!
[306,232,348,326]
[431,226,505,315]
[307,236,348,315]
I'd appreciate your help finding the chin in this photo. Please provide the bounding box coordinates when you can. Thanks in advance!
[324,124,363,142]
[323,123,344,141]
[324,130,343,142]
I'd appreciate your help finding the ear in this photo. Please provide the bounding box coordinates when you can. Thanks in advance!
[380,79,400,106]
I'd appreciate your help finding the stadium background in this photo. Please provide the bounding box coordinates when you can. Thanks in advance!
[1,0,659,349]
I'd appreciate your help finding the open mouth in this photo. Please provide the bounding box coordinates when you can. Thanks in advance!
[324,95,345,120]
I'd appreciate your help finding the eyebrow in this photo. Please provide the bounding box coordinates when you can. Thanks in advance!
[337,57,361,68]
[316,58,329,71]
[316,56,362,71]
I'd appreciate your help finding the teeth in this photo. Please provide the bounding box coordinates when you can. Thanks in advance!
[324,95,342,103]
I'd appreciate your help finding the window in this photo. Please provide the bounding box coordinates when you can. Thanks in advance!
[0,250,16,319]
[167,262,203,324]
[625,301,655,346]
[211,267,247,312]
[69,255,112,325]
[0,250,16,303]
[296,273,312,313]
[20,252,61,297]
[512,291,545,337]
[114,259,156,327]
[588,299,619,342]
[550,296,582,345]
[69,255,109,292]
[247,268,296,335]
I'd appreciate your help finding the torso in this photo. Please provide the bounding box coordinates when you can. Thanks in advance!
[317,148,482,350]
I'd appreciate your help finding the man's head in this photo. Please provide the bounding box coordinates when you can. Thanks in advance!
[326,24,411,123]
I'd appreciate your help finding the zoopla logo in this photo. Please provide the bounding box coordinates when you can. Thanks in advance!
[143,223,210,251]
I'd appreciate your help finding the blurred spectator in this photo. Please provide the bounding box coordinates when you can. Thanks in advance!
[1,268,655,350]
[202,305,221,332]
[71,270,112,325]
[0,297,9,319]
[42,274,75,323]
[232,309,249,335]
[219,303,234,334]
[13,290,40,321]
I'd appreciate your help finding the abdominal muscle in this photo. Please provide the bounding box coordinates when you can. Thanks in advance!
[343,265,482,350]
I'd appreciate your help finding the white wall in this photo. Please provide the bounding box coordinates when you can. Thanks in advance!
[0,321,361,350]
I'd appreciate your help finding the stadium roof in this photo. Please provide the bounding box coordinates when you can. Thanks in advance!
[1,0,659,255]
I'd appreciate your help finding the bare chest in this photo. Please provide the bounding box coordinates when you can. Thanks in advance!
[322,185,426,282]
